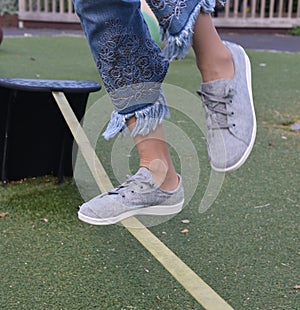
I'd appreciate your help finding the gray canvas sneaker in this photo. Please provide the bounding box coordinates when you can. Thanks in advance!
[78,167,184,225]
[198,41,257,172]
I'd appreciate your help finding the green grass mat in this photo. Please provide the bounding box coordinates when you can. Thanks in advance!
[0,36,299,309]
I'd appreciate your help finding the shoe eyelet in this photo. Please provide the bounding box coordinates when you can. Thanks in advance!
[231,112,234,115]
[232,124,236,127]
[131,190,134,193]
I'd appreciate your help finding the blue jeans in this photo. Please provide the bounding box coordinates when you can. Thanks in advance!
[73,0,219,139]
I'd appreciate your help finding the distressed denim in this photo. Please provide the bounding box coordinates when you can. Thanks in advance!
[73,0,221,139]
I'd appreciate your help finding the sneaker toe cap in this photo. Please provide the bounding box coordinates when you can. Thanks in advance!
[79,202,100,218]
[210,138,251,171]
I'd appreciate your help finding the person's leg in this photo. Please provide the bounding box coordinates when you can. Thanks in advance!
[73,0,184,225]
[127,118,178,191]
[147,0,256,172]
[192,13,234,82]
[74,0,177,188]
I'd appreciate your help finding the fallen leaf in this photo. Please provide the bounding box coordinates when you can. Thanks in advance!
[181,228,189,234]
[42,218,49,222]
[0,212,9,218]
[181,219,190,224]
[294,285,300,289]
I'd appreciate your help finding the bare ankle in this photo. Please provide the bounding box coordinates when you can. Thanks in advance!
[199,52,234,82]
[141,159,178,191]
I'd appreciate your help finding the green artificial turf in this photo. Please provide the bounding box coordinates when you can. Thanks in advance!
[0,36,299,310]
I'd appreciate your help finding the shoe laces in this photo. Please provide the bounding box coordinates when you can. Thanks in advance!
[107,173,156,198]
[199,87,235,130]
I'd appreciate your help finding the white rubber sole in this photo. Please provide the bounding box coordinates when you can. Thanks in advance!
[212,44,257,173]
[78,199,184,225]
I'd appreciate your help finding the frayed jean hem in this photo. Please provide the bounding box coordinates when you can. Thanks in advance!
[161,0,226,61]
[103,94,170,140]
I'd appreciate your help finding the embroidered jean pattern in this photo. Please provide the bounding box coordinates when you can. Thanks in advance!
[96,18,168,108]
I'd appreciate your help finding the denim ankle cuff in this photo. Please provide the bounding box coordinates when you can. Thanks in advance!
[102,90,170,140]
[151,0,225,61]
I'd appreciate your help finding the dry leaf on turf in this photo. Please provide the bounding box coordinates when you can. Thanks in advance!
[0,212,9,218]
[181,219,190,224]
[294,285,300,289]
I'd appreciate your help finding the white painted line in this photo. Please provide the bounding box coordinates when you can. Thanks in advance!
[52,91,234,310]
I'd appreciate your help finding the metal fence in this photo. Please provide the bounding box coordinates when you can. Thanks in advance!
[18,0,300,28]
[18,0,78,23]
